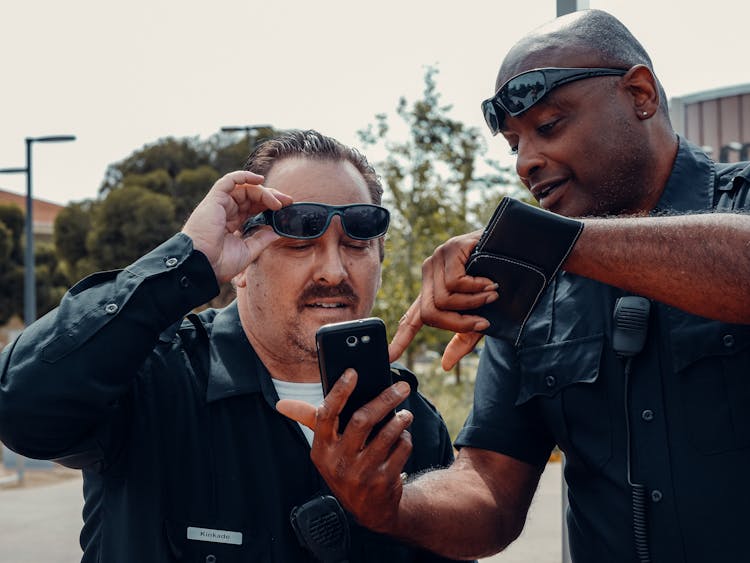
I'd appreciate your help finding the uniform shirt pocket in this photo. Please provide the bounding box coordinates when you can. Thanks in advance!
[674,321,750,454]
[518,334,612,470]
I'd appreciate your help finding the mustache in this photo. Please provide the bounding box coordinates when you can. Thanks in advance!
[297,283,359,308]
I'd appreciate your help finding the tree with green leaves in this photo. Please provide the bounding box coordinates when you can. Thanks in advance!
[0,205,27,325]
[173,166,220,224]
[53,129,283,311]
[98,137,208,196]
[0,217,20,325]
[54,200,97,281]
[359,66,519,378]
[86,186,178,271]
[0,205,24,264]
[0,204,68,325]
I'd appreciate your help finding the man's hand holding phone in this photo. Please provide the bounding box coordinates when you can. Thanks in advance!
[276,364,414,534]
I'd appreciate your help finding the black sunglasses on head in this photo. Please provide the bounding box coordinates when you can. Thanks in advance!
[242,202,390,240]
[481,67,629,135]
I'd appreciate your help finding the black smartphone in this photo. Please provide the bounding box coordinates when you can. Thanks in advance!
[316,317,395,437]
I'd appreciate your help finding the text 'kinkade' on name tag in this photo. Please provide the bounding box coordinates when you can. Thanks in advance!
[187,526,243,545]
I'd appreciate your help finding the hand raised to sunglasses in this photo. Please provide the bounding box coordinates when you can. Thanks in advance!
[388,230,500,369]
[182,170,293,284]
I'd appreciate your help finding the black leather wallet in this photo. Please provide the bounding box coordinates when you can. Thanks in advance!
[465,197,583,344]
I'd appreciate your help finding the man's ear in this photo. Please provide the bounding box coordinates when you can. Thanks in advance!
[623,64,660,119]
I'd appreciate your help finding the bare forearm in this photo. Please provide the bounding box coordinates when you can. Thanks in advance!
[565,213,750,323]
[386,453,540,560]
[395,471,513,559]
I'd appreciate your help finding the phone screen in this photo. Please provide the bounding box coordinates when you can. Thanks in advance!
[316,317,395,436]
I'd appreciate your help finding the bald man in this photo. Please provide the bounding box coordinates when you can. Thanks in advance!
[279,10,750,563]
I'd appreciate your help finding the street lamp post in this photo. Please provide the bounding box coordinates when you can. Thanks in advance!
[0,135,76,327]
[0,134,74,485]
[555,4,588,562]
[220,124,272,154]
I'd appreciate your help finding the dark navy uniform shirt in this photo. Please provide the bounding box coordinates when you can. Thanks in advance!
[455,137,750,563]
[0,235,461,563]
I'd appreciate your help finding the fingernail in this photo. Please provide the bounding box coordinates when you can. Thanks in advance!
[485,292,499,304]
[396,409,413,424]
[474,319,490,331]
[484,282,499,291]
[341,369,354,384]
[395,381,410,397]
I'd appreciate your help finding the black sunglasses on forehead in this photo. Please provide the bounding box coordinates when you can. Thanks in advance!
[481,66,629,135]
[242,202,390,240]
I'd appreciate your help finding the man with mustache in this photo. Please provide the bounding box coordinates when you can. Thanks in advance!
[0,130,462,563]
[278,10,750,563]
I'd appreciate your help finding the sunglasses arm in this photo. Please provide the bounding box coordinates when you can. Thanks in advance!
[241,211,272,237]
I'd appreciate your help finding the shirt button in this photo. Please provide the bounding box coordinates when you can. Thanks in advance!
[723,334,735,348]
[641,409,654,422]
[165,257,179,268]
[545,375,557,388]
[651,489,663,503]
[206,555,216,563]
[104,303,118,314]
[179,276,190,288]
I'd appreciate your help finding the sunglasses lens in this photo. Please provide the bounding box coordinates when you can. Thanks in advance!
[482,68,628,134]
[269,204,389,239]
[482,100,501,135]
[273,204,329,238]
[498,70,546,116]
[342,205,390,239]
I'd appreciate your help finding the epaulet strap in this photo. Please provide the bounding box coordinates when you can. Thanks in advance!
[177,312,211,392]
[184,312,209,343]
[715,161,750,211]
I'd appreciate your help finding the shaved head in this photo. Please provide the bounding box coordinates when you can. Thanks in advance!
[497,9,668,117]
[485,9,678,216]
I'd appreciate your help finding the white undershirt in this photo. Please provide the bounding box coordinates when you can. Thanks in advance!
[271,379,324,447]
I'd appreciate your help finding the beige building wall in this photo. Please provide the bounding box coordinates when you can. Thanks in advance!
[0,188,63,242]
[670,84,750,162]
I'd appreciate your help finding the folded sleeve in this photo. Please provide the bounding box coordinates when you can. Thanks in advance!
[0,233,219,467]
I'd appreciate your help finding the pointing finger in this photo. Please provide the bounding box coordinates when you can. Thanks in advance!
[388,296,424,362]
[441,331,484,371]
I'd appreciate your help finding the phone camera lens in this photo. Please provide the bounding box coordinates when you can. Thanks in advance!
[346,336,358,347]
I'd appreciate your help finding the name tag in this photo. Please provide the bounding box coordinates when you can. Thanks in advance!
[187,526,243,545]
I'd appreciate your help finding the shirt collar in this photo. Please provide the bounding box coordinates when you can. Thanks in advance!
[206,301,273,403]
[652,135,716,214]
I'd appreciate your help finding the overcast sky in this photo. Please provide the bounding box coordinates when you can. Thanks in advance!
[1,0,748,205]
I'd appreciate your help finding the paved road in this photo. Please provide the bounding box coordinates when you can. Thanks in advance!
[0,463,563,562]
[0,475,84,563]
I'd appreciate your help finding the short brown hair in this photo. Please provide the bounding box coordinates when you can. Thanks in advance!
[244,129,383,205]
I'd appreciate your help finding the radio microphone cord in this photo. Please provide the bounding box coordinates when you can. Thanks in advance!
[613,296,652,563]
